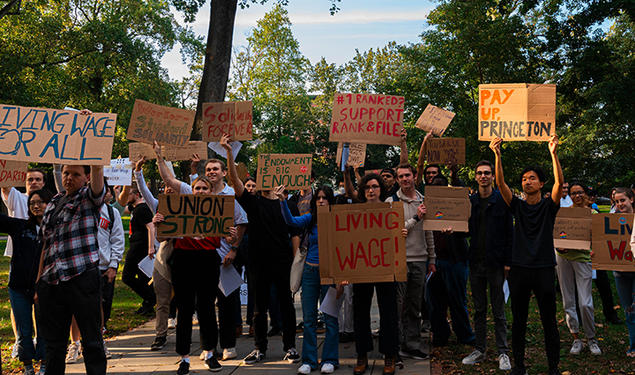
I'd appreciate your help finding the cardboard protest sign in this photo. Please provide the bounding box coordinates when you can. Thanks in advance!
[0,105,116,165]
[201,101,253,141]
[591,213,634,272]
[422,186,470,232]
[415,104,455,136]
[129,141,207,161]
[127,99,195,147]
[478,83,556,141]
[336,143,367,168]
[157,194,234,237]
[0,160,28,187]
[103,158,133,186]
[330,93,405,145]
[256,154,312,190]
[553,207,592,250]
[317,202,407,284]
[426,138,465,165]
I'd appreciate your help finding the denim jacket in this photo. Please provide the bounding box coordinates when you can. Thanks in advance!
[468,189,513,267]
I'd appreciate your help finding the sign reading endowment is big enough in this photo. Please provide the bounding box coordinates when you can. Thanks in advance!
[256,154,312,190]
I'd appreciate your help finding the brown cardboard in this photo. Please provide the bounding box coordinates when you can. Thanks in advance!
[415,104,455,136]
[129,141,208,162]
[256,154,312,190]
[0,104,117,165]
[422,186,470,232]
[0,160,28,187]
[227,162,248,189]
[201,101,253,141]
[157,194,234,237]
[591,213,635,271]
[336,143,367,168]
[553,207,592,250]
[317,202,407,284]
[425,138,466,165]
[127,99,195,147]
[478,83,556,141]
[330,93,405,145]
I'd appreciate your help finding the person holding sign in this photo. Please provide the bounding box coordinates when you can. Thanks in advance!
[554,182,601,356]
[489,135,563,375]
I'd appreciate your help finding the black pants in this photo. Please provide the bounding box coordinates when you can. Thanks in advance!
[253,261,296,352]
[171,249,220,356]
[37,267,106,375]
[217,285,240,349]
[100,274,115,329]
[353,282,399,356]
[122,251,155,306]
[508,266,560,371]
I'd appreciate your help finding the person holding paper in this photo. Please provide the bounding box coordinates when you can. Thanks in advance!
[489,135,563,375]
[275,185,339,375]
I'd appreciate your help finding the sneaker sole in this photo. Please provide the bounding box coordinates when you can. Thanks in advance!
[399,350,427,360]
[207,366,222,372]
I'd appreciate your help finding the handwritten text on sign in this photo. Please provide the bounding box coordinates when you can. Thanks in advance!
[256,154,312,190]
[103,158,132,186]
[426,138,466,165]
[201,101,253,141]
[591,213,634,272]
[553,207,591,250]
[415,104,455,136]
[478,83,556,141]
[422,186,470,232]
[317,203,407,284]
[0,160,28,187]
[0,105,116,165]
[157,194,234,237]
[127,99,195,147]
[330,93,405,145]
[336,143,367,168]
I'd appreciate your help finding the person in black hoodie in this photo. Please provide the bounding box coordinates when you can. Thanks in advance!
[2,189,53,375]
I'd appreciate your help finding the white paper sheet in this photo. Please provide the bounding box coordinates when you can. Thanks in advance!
[318,287,344,318]
[218,265,244,297]
[503,280,510,304]
[138,256,155,279]
[208,141,242,161]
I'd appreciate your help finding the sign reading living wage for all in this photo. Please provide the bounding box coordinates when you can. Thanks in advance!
[0,160,28,187]
[553,207,592,250]
[157,194,234,237]
[591,213,634,272]
[127,99,195,147]
[103,158,133,186]
[201,101,253,141]
[478,83,556,141]
[317,202,407,284]
[330,93,405,145]
[335,143,367,168]
[256,154,312,190]
[426,137,466,165]
[415,104,455,136]
[128,141,208,162]
[422,186,471,232]
[0,104,117,165]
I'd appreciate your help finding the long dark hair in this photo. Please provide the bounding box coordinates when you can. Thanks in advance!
[27,189,53,224]
[309,186,334,227]
[357,173,387,203]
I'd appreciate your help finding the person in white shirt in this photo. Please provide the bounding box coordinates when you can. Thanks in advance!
[560,182,573,207]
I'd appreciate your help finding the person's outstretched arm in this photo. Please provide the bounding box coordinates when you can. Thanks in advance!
[134,157,158,213]
[416,132,432,187]
[549,135,564,204]
[153,141,184,192]
[343,166,358,200]
[489,138,512,206]
[90,165,104,198]
[399,128,409,164]
[221,134,244,197]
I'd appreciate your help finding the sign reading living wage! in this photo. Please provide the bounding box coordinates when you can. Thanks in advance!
[127,99,195,147]
[478,83,556,141]
[128,141,208,162]
[553,207,592,250]
[426,138,466,165]
[317,202,407,284]
[0,105,117,165]
[591,213,634,272]
[103,158,133,186]
[336,143,367,168]
[157,194,234,237]
[330,93,405,145]
[201,101,253,141]
[422,186,470,232]
[415,104,455,136]
[0,160,28,187]
[256,154,312,190]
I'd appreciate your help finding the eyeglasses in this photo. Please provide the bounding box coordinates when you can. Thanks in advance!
[364,185,381,191]
[476,171,492,176]
[29,200,46,207]
[570,191,585,196]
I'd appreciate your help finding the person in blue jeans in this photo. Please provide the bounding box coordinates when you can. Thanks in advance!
[275,184,339,375]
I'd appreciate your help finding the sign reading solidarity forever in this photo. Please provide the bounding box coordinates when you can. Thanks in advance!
[330,93,405,145]
[478,83,556,141]
[317,202,407,284]
[0,160,28,187]
[256,154,312,190]
[591,213,634,272]
[0,105,117,165]
[157,194,234,237]
[422,186,471,232]
[415,104,455,136]
[201,101,253,141]
[553,207,592,250]
[426,138,466,165]
[127,99,195,147]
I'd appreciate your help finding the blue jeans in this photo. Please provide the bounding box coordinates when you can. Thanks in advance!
[8,288,45,363]
[614,271,635,352]
[301,264,339,369]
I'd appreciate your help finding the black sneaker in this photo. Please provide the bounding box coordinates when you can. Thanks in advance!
[284,347,301,363]
[399,348,428,360]
[243,349,265,364]
[205,354,222,372]
[177,360,190,375]
[150,335,167,351]
[395,353,404,369]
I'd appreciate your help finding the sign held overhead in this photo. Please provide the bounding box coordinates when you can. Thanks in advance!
[415,104,455,136]
[256,154,312,190]
[426,138,466,165]
[127,99,195,147]
[202,101,253,141]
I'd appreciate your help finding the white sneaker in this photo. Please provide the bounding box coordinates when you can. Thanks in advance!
[588,339,602,355]
[103,340,112,359]
[11,341,19,358]
[65,341,82,363]
[498,353,511,370]
[462,349,485,365]
[192,313,198,325]
[570,339,584,355]
[222,347,237,360]
[297,364,312,374]
[321,362,335,374]
[199,350,208,360]
[168,318,177,329]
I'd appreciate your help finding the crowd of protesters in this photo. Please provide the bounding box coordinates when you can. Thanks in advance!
[2,130,635,375]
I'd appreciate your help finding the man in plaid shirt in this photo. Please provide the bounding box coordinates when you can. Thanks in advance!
[36,164,106,375]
